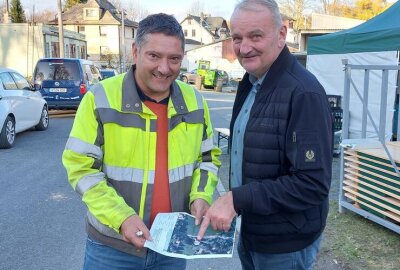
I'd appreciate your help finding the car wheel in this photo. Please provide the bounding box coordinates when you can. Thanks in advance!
[35,106,49,131]
[182,76,188,83]
[0,116,16,149]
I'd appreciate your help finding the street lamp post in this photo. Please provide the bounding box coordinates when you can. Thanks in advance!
[121,9,125,72]
[114,8,126,73]
[57,0,64,58]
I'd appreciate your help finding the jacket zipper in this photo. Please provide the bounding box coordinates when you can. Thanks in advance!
[292,131,297,167]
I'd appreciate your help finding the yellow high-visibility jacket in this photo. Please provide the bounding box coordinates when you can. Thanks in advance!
[62,66,221,255]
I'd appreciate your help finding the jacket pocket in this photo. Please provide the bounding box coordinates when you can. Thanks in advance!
[293,131,322,170]
[283,212,307,230]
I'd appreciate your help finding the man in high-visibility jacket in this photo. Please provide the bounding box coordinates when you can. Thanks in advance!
[62,13,221,270]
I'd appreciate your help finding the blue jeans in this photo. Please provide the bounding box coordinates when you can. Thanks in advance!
[83,237,186,270]
[238,235,322,270]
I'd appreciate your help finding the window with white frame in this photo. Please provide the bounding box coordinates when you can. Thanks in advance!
[84,8,99,20]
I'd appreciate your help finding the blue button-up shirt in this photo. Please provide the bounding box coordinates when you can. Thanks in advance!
[230,73,267,188]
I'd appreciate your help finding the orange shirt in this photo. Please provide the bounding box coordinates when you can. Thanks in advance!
[144,101,171,225]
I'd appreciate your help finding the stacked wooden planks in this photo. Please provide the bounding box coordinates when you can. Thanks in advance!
[342,141,400,224]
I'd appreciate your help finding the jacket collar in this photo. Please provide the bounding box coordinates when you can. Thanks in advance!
[121,65,188,115]
[231,46,293,131]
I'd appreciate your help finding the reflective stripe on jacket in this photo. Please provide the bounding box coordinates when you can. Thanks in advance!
[62,65,221,254]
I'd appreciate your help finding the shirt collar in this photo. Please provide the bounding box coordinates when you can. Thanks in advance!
[249,72,268,87]
[121,65,189,114]
[134,77,170,105]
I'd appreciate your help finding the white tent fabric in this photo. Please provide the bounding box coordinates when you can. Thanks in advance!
[307,51,399,139]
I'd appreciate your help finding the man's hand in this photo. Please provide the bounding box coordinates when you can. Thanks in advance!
[190,198,210,226]
[196,191,236,240]
[120,214,152,249]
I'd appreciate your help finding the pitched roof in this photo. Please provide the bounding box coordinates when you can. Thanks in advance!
[181,14,230,39]
[49,0,138,27]
[185,38,202,45]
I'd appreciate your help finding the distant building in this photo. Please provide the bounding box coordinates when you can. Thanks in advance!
[48,0,138,71]
[281,14,297,50]
[0,23,86,78]
[184,38,202,52]
[184,38,245,80]
[180,14,230,46]
[182,13,296,78]
[299,13,365,51]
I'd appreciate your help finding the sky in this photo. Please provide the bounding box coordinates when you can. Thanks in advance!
[19,0,239,21]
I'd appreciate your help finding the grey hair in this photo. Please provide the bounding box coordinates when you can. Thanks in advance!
[232,0,283,28]
[135,13,185,51]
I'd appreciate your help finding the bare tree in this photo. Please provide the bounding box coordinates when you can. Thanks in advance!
[100,48,118,69]
[188,0,205,16]
[279,0,308,30]
[109,0,148,22]
[124,0,148,22]
[0,2,4,22]
[26,8,57,23]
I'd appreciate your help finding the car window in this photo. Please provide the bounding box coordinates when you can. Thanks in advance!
[0,72,17,90]
[35,61,80,81]
[83,64,100,85]
[11,72,31,90]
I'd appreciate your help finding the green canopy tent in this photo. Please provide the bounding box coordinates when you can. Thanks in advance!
[308,1,400,55]
[307,1,400,139]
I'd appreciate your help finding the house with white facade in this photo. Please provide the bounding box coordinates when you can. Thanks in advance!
[182,13,297,79]
[0,23,86,78]
[48,0,138,71]
[180,14,230,46]
[185,38,246,80]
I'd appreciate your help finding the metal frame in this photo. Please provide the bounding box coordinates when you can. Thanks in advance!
[215,128,230,154]
[339,60,400,234]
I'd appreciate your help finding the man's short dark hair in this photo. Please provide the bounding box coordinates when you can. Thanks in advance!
[135,13,185,51]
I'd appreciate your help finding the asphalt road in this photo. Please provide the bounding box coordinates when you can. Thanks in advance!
[0,90,239,270]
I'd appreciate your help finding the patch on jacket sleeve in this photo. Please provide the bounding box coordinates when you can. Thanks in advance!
[293,131,323,170]
[297,144,321,169]
[305,149,316,162]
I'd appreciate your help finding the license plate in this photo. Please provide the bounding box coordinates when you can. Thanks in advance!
[49,88,67,93]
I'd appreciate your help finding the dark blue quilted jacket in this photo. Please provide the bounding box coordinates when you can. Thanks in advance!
[230,46,333,253]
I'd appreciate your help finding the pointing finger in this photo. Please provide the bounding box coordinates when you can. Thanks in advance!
[196,216,210,240]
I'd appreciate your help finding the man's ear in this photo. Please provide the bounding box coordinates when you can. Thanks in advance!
[278,25,287,48]
[132,43,138,60]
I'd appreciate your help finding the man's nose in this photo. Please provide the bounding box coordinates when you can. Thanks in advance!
[158,58,170,74]
[239,39,252,55]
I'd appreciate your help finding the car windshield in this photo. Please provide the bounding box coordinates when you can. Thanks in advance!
[35,61,80,82]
